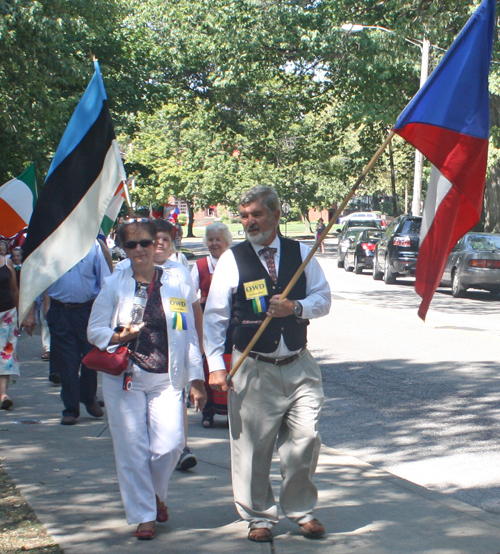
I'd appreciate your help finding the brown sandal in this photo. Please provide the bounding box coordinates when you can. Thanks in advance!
[299,518,325,538]
[248,527,273,542]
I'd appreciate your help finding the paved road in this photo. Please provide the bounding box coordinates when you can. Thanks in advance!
[310,246,500,515]
[182,236,500,515]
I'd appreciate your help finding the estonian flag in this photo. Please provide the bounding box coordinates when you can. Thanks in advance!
[19,61,126,322]
[393,0,496,321]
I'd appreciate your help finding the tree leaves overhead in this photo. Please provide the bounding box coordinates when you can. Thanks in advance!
[3,0,499,223]
[0,0,128,181]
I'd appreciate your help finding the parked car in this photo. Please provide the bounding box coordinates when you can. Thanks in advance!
[338,218,382,234]
[372,214,422,284]
[441,232,500,297]
[336,225,378,268]
[339,211,380,224]
[344,228,383,274]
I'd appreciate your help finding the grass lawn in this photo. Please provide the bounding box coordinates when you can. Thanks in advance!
[191,220,342,238]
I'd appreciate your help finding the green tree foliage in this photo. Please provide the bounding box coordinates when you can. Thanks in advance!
[4,0,500,227]
[0,0,126,182]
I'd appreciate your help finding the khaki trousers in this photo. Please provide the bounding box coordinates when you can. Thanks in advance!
[229,348,324,528]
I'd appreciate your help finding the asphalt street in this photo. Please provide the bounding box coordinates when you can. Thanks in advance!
[309,240,500,515]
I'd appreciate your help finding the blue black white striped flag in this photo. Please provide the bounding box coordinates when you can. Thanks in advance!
[19,61,126,321]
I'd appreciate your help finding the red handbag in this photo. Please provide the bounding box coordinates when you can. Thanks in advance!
[84,271,158,376]
[83,345,130,376]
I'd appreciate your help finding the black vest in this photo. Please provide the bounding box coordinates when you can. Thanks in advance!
[231,238,309,353]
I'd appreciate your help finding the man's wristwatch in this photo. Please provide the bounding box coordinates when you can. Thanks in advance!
[293,301,303,318]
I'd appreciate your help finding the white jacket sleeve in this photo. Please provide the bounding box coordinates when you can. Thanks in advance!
[87,277,117,350]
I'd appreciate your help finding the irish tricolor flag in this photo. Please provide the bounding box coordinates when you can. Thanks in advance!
[0,164,38,238]
[100,180,127,237]
[19,61,126,322]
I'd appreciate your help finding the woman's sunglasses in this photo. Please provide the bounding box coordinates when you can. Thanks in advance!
[123,239,155,249]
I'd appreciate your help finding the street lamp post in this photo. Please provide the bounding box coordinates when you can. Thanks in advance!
[342,24,430,216]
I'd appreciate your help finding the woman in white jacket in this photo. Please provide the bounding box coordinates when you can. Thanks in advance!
[87,219,205,540]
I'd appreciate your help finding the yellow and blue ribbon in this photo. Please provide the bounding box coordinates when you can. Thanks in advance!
[172,312,187,330]
[252,296,267,314]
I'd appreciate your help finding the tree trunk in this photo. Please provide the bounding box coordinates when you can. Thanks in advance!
[302,211,312,233]
[482,95,500,232]
[186,200,195,237]
[389,139,398,216]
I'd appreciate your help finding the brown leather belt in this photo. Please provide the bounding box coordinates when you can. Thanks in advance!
[244,347,306,367]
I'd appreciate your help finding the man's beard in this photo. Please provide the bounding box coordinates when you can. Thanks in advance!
[245,226,274,245]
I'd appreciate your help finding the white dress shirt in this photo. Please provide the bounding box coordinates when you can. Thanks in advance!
[203,236,331,372]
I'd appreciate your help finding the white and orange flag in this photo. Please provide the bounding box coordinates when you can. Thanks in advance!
[0,164,37,238]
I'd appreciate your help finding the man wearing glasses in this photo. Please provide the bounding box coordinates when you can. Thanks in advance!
[46,240,111,425]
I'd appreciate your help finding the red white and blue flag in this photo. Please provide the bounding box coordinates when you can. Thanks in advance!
[168,206,180,222]
[394,0,496,321]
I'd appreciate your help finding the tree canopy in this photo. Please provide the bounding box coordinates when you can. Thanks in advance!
[3,0,500,225]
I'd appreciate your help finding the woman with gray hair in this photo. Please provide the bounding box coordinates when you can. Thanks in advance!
[191,221,233,427]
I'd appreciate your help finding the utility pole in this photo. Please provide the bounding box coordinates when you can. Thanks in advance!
[411,37,430,216]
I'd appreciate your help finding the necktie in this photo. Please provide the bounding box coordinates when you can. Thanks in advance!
[259,247,278,283]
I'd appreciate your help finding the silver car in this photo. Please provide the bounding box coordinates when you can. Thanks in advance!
[441,232,500,297]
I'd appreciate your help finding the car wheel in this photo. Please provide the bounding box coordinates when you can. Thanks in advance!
[337,257,344,268]
[451,270,465,298]
[354,256,362,274]
[383,257,396,284]
[344,255,353,272]
[373,254,383,280]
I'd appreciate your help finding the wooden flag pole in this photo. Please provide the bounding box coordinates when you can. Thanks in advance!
[227,130,395,383]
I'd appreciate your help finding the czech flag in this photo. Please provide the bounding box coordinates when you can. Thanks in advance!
[19,61,126,322]
[168,206,180,222]
[394,0,496,321]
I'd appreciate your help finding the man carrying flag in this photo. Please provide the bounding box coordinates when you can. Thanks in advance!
[203,185,331,542]
[394,0,496,320]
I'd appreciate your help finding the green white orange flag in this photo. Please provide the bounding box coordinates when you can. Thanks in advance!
[100,179,127,237]
[0,164,38,238]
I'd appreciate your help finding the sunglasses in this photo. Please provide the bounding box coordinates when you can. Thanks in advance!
[124,218,150,224]
[123,239,155,249]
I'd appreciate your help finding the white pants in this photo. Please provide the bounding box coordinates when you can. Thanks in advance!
[103,364,185,524]
[229,349,324,529]
[40,309,51,352]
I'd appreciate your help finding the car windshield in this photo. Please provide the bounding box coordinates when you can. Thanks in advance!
[349,220,379,227]
[365,231,382,240]
[467,235,500,251]
[400,219,421,235]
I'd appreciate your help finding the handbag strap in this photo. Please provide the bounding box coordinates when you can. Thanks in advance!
[130,267,160,355]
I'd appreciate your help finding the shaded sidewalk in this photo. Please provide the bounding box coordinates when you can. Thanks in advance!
[1,333,500,553]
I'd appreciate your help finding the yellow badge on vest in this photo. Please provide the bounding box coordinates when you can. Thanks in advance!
[244,279,268,314]
[170,298,188,330]
[244,279,268,299]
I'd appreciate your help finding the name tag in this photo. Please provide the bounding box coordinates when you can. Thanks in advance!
[244,279,268,300]
[170,297,188,313]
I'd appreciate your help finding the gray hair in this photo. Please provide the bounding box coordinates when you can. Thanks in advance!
[203,222,233,248]
[240,185,281,216]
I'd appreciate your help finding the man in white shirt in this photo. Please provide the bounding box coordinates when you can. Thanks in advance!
[203,186,331,543]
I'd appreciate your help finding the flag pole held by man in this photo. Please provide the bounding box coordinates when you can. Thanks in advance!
[19,60,126,324]
[394,0,496,321]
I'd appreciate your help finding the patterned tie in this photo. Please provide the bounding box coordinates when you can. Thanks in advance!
[259,247,278,283]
